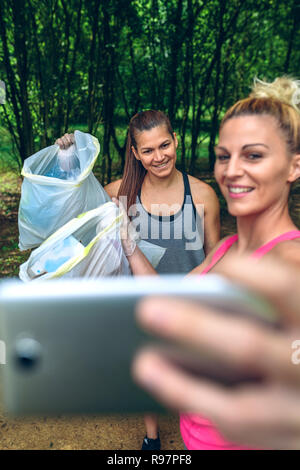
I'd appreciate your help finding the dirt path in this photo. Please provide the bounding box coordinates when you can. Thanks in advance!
[0,399,182,450]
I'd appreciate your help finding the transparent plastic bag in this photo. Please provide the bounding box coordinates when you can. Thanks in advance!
[19,203,167,282]
[18,131,109,251]
[19,202,131,281]
[43,145,81,180]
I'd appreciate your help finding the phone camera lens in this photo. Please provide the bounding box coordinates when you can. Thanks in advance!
[14,338,42,370]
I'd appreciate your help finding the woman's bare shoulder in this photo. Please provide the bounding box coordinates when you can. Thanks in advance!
[187,174,218,202]
[104,179,122,199]
[269,237,300,267]
[206,234,236,257]
[188,234,235,275]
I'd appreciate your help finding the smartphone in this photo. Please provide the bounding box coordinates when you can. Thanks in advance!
[0,275,278,416]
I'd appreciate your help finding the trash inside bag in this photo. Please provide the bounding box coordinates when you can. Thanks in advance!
[43,145,81,180]
[19,202,131,281]
[19,203,166,282]
[28,235,85,277]
[18,131,110,251]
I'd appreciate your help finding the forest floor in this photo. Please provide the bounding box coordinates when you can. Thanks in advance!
[0,170,299,449]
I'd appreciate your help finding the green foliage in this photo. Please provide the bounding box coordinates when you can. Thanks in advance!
[0,170,28,278]
[0,0,299,179]
[0,127,20,171]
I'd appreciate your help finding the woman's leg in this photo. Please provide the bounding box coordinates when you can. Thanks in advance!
[144,414,159,438]
[142,414,161,450]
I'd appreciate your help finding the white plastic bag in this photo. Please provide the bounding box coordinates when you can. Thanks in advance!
[18,130,109,250]
[19,202,131,281]
[43,144,81,180]
[19,202,167,282]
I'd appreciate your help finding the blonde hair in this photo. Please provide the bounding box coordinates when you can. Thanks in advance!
[221,76,300,154]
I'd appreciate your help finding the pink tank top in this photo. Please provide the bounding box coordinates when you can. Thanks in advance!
[181,230,300,450]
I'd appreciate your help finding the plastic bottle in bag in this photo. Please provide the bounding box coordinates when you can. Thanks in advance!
[44,144,81,180]
[27,235,85,279]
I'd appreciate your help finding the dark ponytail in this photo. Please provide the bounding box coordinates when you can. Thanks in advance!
[117,110,174,213]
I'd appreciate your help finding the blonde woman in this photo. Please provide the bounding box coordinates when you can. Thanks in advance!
[127,77,300,449]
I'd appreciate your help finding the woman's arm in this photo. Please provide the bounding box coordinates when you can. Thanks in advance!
[189,176,220,255]
[104,179,122,199]
[187,235,229,275]
[203,186,221,255]
[127,246,158,276]
[112,197,157,276]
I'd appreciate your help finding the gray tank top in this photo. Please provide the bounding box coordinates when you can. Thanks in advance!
[133,172,205,274]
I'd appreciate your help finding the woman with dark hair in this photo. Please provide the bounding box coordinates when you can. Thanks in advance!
[56,110,220,450]
[105,110,220,271]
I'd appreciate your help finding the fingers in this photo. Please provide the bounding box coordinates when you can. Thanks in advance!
[55,133,75,149]
[215,254,300,325]
[112,197,119,207]
[136,297,268,371]
[132,349,300,449]
[136,297,300,384]
[221,384,300,449]
[132,348,232,415]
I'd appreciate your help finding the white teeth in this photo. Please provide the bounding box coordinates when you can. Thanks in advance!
[155,162,168,168]
[229,187,253,193]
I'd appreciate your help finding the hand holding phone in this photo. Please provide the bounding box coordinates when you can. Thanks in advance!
[0,273,279,415]
[132,254,300,449]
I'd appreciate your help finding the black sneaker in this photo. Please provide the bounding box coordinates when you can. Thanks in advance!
[141,435,161,451]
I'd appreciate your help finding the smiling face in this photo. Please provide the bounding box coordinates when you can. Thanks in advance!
[214,115,299,218]
[132,125,178,178]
